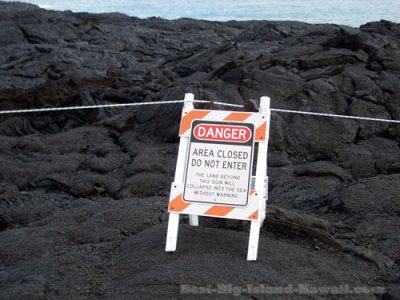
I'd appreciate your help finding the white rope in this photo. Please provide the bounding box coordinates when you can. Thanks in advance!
[0,100,186,115]
[0,99,399,124]
[270,108,400,124]
[0,99,243,115]
[204,101,245,108]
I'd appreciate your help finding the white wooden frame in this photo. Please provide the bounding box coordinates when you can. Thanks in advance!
[165,93,270,260]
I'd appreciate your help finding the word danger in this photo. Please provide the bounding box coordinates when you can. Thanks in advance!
[193,124,251,143]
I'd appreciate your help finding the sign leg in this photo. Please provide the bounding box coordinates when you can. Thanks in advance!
[165,212,180,252]
[247,220,261,261]
[189,215,199,226]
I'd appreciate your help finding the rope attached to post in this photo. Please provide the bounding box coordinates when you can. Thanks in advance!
[0,98,399,124]
[270,108,400,124]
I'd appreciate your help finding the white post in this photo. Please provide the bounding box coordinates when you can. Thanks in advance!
[247,220,261,261]
[247,96,270,261]
[165,212,180,252]
[258,96,270,226]
[182,93,199,226]
[165,93,198,252]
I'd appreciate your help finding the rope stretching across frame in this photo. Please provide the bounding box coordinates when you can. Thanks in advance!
[0,99,399,124]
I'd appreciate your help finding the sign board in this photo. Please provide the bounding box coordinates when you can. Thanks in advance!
[184,120,254,206]
[165,93,271,261]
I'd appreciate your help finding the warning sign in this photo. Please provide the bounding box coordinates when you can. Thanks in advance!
[183,120,254,206]
[166,94,271,261]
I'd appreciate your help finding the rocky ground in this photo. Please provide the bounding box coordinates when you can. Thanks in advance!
[0,2,400,299]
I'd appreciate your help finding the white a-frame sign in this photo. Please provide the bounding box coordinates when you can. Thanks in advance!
[165,93,271,260]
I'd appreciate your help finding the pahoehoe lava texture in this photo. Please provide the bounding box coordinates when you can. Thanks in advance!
[0,2,400,299]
